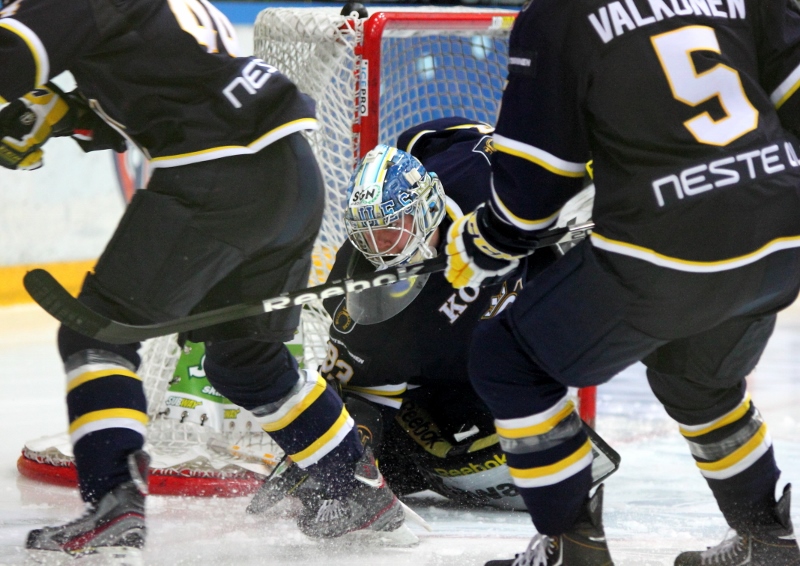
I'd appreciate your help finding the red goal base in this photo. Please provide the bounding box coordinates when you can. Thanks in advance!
[18,387,598,497]
[17,453,263,498]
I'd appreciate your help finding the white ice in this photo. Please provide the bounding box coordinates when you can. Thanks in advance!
[0,303,798,565]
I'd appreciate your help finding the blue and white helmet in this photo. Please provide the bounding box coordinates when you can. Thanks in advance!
[345,144,446,268]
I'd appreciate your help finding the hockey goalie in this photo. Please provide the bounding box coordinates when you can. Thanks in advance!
[246,117,612,522]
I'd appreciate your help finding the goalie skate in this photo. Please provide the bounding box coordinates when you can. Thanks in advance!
[297,447,418,547]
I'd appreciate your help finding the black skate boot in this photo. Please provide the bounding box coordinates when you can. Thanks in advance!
[486,484,614,566]
[246,455,321,514]
[674,484,800,566]
[297,447,417,546]
[26,450,149,565]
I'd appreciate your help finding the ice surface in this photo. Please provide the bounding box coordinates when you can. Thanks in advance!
[0,303,797,565]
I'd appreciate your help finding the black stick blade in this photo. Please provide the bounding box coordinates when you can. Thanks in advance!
[23,269,111,338]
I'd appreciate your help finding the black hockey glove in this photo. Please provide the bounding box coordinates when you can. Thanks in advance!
[0,84,75,171]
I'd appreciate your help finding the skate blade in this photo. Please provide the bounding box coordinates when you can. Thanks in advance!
[27,547,143,566]
[399,501,432,532]
[339,523,420,547]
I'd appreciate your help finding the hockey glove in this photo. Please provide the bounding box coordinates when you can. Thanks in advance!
[445,204,522,289]
[0,85,74,171]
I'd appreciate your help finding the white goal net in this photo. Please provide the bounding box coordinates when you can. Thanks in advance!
[18,5,517,496]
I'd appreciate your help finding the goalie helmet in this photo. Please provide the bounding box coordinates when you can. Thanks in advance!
[345,144,446,268]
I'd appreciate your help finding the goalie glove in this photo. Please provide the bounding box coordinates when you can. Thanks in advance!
[0,85,74,171]
[445,203,525,289]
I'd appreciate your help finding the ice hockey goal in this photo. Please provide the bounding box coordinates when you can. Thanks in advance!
[17,5,596,497]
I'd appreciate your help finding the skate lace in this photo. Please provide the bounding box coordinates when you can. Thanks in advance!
[315,499,348,523]
[512,534,556,566]
[699,530,745,564]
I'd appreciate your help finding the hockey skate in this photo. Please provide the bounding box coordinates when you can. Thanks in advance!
[486,484,614,566]
[26,451,149,565]
[297,447,418,546]
[674,484,800,566]
[246,455,320,515]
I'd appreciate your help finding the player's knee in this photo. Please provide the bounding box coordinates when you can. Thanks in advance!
[57,324,141,368]
[467,316,527,397]
[203,338,302,410]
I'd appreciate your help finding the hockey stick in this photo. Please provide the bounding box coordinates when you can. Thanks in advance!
[23,222,594,344]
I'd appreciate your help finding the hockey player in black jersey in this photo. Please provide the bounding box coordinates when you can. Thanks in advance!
[444,0,800,565]
[0,0,400,560]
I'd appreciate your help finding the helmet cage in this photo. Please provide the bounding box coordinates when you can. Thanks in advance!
[345,145,445,268]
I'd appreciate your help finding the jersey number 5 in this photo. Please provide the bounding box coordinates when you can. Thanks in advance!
[651,25,758,146]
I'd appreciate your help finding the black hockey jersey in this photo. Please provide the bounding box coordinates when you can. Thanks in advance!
[492,0,800,271]
[0,0,316,167]
[320,118,555,406]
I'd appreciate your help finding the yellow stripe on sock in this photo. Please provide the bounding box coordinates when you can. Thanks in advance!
[509,439,592,480]
[696,423,769,473]
[290,406,352,464]
[67,369,141,393]
[680,396,751,438]
[68,408,148,434]
[495,401,575,439]
[260,376,327,433]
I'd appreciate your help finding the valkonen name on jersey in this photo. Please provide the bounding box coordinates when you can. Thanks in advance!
[588,0,745,43]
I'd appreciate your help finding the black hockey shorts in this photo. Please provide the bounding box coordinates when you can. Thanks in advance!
[81,133,324,343]
[503,240,800,404]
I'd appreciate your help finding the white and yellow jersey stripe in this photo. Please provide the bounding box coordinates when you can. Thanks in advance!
[148,118,318,169]
[591,232,800,273]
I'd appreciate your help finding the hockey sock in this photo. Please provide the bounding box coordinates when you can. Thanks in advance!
[494,393,594,535]
[202,340,366,498]
[64,349,147,503]
[257,370,365,498]
[469,316,594,535]
[678,395,781,531]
